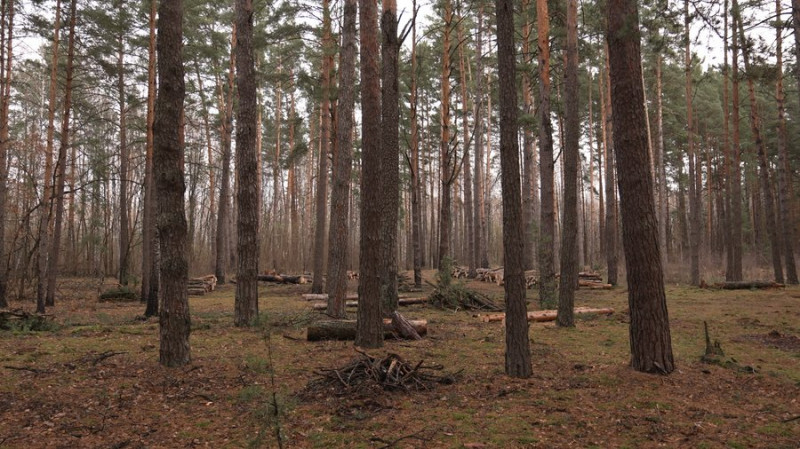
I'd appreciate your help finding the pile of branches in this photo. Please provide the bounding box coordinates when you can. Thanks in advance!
[305,350,458,396]
[426,281,502,312]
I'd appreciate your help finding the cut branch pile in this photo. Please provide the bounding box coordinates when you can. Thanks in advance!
[426,281,502,311]
[188,274,217,296]
[304,350,458,395]
[0,310,54,331]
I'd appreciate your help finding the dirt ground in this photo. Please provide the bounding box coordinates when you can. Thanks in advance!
[1,272,799,448]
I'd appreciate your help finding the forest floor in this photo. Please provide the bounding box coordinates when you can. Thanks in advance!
[1,271,799,448]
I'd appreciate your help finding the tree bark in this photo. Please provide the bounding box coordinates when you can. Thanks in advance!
[326,0,357,318]
[607,0,675,374]
[685,0,701,286]
[437,0,453,271]
[36,0,60,313]
[496,0,532,379]
[234,0,259,326]
[215,26,235,285]
[603,45,618,286]
[155,0,190,367]
[312,0,333,294]
[380,0,400,313]
[521,0,535,271]
[142,0,159,317]
[410,0,423,288]
[356,0,384,349]
[728,0,743,281]
[0,0,10,309]
[46,0,74,308]
[473,5,487,272]
[537,0,556,306]
[117,0,130,286]
[557,0,579,328]
[734,2,783,283]
[775,0,798,284]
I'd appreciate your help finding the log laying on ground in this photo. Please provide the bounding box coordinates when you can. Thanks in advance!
[710,281,786,290]
[188,288,207,296]
[301,293,359,301]
[578,280,613,289]
[578,271,603,282]
[258,274,309,284]
[347,270,359,280]
[310,297,428,310]
[479,307,615,323]
[188,274,217,293]
[452,265,469,279]
[99,288,138,302]
[307,318,427,341]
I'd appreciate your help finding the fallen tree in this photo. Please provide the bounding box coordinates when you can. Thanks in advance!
[478,307,614,323]
[302,293,359,301]
[307,317,427,341]
[258,274,309,284]
[710,281,785,290]
[310,297,427,310]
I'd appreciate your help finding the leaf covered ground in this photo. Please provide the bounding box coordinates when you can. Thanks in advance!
[1,272,799,448]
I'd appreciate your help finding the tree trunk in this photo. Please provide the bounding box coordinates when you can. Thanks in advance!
[380,0,400,313]
[142,0,159,317]
[116,2,130,286]
[410,0,423,288]
[155,0,190,367]
[603,46,618,286]
[0,0,10,309]
[557,0,579,328]
[537,0,556,306]
[312,0,333,294]
[496,0,532,379]
[307,319,427,342]
[234,0,259,326]
[36,0,60,313]
[46,0,74,308]
[215,27,236,285]
[473,4,486,272]
[607,0,675,374]
[728,0,743,281]
[735,1,784,283]
[438,0,453,271]
[775,0,798,284]
[656,55,667,267]
[356,0,384,349]
[521,0,535,271]
[326,0,356,318]
[458,7,474,280]
[685,0,701,286]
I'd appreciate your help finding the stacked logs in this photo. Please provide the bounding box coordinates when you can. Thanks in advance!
[188,274,217,296]
[257,273,310,284]
[577,271,612,289]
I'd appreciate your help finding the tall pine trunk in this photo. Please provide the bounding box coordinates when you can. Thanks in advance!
[607,0,674,374]
[46,0,74,308]
[437,0,453,271]
[155,0,190,367]
[380,0,400,313]
[142,0,158,316]
[234,0,259,326]
[215,27,235,284]
[326,0,357,318]
[537,0,556,305]
[496,0,531,379]
[557,0,579,327]
[356,0,384,348]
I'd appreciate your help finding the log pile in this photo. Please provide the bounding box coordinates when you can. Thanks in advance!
[304,350,457,395]
[302,293,359,301]
[188,275,217,296]
[347,271,359,280]
[478,307,614,323]
[452,265,469,279]
[306,318,427,341]
[475,267,504,285]
[258,274,309,284]
[310,297,427,310]
[577,271,612,289]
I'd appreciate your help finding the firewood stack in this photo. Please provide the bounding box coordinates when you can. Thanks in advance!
[188,274,217,296]
[347,270,359,280]
[451,265,469,279]
[577,271,612,289]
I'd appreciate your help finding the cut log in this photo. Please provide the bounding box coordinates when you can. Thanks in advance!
[301,293,359,301]
[258,274,309,284]
[188,288,207,296]
[99,288,138,302]
[390,311,422,340]
[310,297,427,310]
[479,307,615,323]
[578,280,613,289]
[307,318,427,341]
[710,281,786,290]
